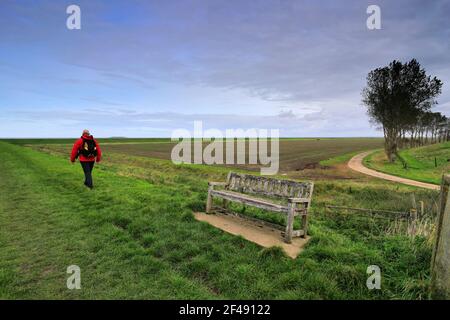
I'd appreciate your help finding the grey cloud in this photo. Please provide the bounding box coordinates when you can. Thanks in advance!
[8,0,444,105]
[278,110,296,118]
[0,0,448,137]
[7,107,379,137]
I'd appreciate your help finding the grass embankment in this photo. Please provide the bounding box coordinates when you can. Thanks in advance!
[364,142,450,185]
[0,141,435,299]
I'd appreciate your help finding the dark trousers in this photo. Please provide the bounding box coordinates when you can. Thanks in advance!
[80,161,95,188]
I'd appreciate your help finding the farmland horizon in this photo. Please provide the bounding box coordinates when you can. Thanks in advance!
[0,136,384,139]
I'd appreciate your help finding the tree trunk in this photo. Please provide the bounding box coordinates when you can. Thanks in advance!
[384,131,398,162]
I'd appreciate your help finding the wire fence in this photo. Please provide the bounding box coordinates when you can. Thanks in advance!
[314,182,441,238]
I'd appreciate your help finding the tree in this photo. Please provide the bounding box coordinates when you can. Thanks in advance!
[362,59,442,162]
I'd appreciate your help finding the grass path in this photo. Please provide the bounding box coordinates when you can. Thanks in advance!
[0,142,433,299]
[0,142,215,299]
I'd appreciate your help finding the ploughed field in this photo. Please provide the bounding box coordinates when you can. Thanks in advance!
[105,138,384,172]
[10,137,383,173]
[0,139,438,299]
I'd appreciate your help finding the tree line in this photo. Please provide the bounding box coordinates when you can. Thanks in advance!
[401,110,449,149]
[362,59,447,162]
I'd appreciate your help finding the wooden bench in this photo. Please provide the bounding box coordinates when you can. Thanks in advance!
[206,172,314,243]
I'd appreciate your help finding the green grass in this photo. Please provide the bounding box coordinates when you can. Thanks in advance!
[0,141,436,299]
[364,142,450,185]
[319,151,362,166]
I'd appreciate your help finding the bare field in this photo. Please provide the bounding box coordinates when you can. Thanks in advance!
[101,138,384,173]
[24,138,384,180]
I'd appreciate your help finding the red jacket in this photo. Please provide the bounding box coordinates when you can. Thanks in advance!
[70,135,102,162]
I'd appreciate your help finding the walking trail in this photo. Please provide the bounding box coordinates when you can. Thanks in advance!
[348,151,440,191]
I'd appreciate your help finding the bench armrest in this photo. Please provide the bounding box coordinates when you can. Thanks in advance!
[208,182,227,189]
[288,197,310,204]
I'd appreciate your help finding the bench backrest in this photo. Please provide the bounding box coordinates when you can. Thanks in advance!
[226,172,313,201]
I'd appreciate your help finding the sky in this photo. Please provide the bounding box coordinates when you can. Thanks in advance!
[0,0,449,138]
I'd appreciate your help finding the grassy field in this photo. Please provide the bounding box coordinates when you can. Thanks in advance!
[0,140,438,299]
[364,142,450,185]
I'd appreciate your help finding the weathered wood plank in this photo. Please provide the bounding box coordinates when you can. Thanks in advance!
[207,172,314,243]
[226,172,313,200]
[210,190,289,213]
[285,202,295,243]
[292,230,305,237]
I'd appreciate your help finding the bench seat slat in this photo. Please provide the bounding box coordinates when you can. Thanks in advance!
[210,190,289,213]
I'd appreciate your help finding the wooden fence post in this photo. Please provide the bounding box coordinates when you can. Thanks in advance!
[419,201,424,217]
[431,175,450,299]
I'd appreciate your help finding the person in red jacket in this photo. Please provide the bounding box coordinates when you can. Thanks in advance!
[70,129,102,189]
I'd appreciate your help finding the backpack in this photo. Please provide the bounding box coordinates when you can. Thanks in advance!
[79,137,98,158]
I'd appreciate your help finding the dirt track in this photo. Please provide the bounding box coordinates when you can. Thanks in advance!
[348,151,440,191]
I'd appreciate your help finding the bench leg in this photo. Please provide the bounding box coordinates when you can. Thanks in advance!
[206,187,213,214]
[301,213,308,238]
[285,203,295,243]
[223,199,229,211]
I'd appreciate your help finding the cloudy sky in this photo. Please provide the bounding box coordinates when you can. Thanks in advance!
[0,0,449,137]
